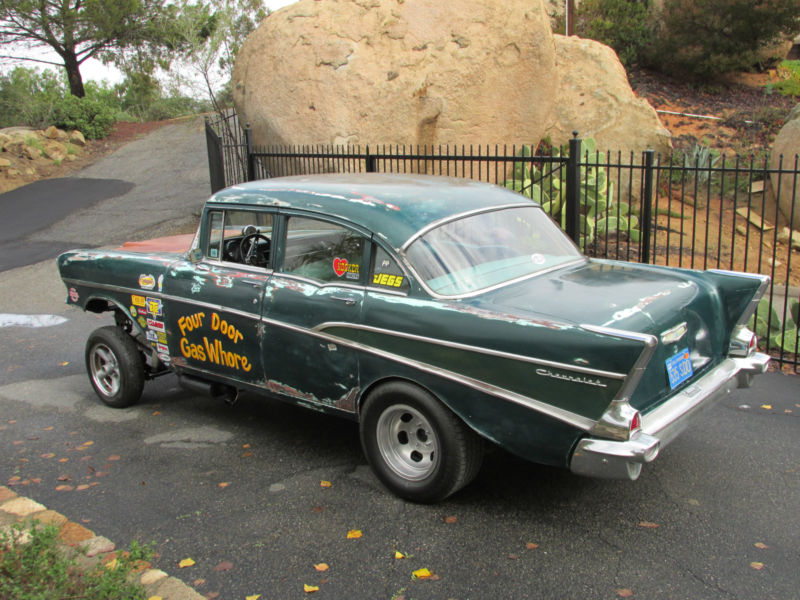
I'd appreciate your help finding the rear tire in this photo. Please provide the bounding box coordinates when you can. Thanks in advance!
[360,381,483,503]
[85,326,145,408]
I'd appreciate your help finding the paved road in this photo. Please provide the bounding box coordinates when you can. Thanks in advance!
[1,121,798,599]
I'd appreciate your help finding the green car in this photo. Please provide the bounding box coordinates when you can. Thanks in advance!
[58,174,770,502]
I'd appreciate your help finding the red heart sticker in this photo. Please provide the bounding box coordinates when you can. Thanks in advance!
[333,257,347,277]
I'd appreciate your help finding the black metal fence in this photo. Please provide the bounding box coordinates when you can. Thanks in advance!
[205,113,800,371]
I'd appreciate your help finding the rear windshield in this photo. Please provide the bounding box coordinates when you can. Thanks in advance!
[406,206,581,296]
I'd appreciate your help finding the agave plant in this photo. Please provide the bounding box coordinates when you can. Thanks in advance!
[504,139,639,250]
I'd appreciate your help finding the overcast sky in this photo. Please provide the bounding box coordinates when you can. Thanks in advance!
[3,0,299,85]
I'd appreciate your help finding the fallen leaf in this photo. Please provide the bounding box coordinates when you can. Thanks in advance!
[320,480,332,488]
[761,404,772,410]
[57,475,71,482]
[12,440,23,445]
[212,561,233,572]
[303,584,318,593]
[444,515,458,524]
[784,409,792,414]
[346,529,362,539]
[60,361,69,366]
[75,484,90,491]
[412,567,433,579]
[217,482,230,489]
[243,443,251,448]
[247,595,262,600]
[312,506,324,513]
[41,453,55,459]
[152,411,162,416]
[395,551,406,559]
[508,553,519,560]
[58,458,69,463]
[192,578,206,586]
[81,441,94,447]
[241,451,254,457]
[616,589,634,598]
[754,542,769,549]
[108,454,121,461]
[43,426,54,431]
[148,596,163,600]
[637,521,660,529]
[55,485,74,492]
[178,558,195,568]
[314,563,329,572]
[750,561,765,570]
[525,542,539,550]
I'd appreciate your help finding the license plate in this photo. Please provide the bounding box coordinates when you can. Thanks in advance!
[666,348,693,389]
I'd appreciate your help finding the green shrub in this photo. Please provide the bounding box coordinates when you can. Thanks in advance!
[53,94,118,139]
[0,67,65,129]
[0,520,152,600]
[767,60,800,97]
[648,0,800,80]
[575,0,654,67]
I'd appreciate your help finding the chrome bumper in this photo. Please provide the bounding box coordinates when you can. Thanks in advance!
[569,352,770,480]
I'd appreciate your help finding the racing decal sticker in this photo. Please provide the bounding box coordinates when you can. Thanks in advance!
[157,331,167,343]
[372,273,404,287]
[137,316,148,329]
[156,343,169,353]
[131,295,146,307]
[68,287,79,302]
[145,297,162,317]
[177,310,252,372]
[146,318,165,332]
[139,274,156,290]
[146,330,158,342]
[129,306,137,318]
[157,274,164,292]
[333,258,360,278]
[157,352,171,364]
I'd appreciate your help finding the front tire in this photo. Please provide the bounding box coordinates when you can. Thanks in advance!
[85,326,145,408]
[360,381,483,503]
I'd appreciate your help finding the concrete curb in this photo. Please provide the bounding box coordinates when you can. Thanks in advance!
[0,486,204,600]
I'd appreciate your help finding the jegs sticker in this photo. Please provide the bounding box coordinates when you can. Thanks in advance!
[372,273,404,288]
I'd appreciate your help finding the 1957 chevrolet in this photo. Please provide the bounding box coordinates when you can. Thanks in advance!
[58,174,770,502]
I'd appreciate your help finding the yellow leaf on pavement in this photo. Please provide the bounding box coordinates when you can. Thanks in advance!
[761,404,772,410]
[637,521,660,529]
[303,584,319,593]
[178,558,195,568]
[750,561,765,570]
[754,542,769,549]
[320,480,332,488]
[394,551,406,559]
[148,597,163,600]
[246,595,261,600]
[346,529,362,539]
[314,563,329,571]
[412,567,432,579]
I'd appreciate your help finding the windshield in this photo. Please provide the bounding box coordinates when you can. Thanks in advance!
[406,206,582,296]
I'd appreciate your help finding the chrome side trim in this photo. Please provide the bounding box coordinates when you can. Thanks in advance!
[569,351,770,480]
[316,321,626,380]
[62,278,262,323]
[249,317,596,431]
[400,203,534,251]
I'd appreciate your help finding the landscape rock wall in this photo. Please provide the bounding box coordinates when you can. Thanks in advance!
[0,126,86,194]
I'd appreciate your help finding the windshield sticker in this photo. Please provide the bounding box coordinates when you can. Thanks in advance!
[531,253,546,265]
[139,274,156,290]
[333,258,360,278]
[177,310,252,372]
[373,273,404,287]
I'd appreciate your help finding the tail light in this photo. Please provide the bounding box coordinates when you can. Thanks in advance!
[630,411,642,436]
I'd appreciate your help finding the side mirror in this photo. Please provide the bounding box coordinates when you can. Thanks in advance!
[188,248,203,263]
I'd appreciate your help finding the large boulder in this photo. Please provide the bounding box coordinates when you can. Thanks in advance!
[544,35,671,155]
[233,0,670,172]
[770,103,800,230]
[233,0,558,148]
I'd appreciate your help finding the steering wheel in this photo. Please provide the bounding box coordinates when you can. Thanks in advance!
[237,233,270,267]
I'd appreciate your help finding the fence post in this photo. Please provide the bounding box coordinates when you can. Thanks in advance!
[640,149,655,264]
[244,123,256,182]
[565,131,581,244]
[365,146,376,173]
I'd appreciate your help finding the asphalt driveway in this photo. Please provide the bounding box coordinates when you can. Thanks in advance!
[0,117,798,599]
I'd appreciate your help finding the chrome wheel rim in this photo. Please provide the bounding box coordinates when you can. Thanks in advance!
[89,343,120,398]
[376,404,438,481]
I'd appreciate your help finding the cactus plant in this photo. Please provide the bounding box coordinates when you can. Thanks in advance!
[504,139,639,250]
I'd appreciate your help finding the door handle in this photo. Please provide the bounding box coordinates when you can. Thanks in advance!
[330,296,357,306]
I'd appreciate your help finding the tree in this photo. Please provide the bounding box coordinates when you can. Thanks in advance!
[0,0,194,97]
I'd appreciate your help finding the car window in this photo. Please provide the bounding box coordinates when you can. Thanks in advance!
[406,206,581,296]
[282,217,366,283]
[370,245,409,292]
[206,209,273,269]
